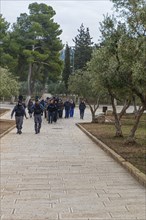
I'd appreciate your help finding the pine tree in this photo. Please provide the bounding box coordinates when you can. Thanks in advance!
[62,43,71,90]
[73,23,93,70]
[1,3,63,96]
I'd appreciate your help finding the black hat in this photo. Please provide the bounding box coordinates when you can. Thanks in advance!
[18,95,23,101]
[35,96,39,101]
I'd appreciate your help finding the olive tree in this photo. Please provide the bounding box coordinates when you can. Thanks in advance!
[68,69,103,122]
[0,67,19,99]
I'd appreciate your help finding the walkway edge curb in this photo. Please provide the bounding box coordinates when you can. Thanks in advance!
[76,123,146,188]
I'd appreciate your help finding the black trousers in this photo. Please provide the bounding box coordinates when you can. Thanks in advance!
[34,114,42,132]
[15,116,24,131]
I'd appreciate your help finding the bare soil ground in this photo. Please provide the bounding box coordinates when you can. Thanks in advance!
[81,113,146,174]
[0,109,15,135]
[0,108,9,115]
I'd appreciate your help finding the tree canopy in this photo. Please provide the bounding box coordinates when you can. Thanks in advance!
[1,3,63,96]
[73,23,93,70]
[86,0,146,140]
[0,67,19,98]
[68,0,146,141]
[62,43,71,91]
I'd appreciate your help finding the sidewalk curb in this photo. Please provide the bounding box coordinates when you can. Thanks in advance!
[76,123,146,188]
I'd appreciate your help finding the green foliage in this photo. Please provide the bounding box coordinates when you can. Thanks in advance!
[68,69,100,102]
[90,2,146,105]
[0,67,19,97]
[0,3,63,95]
[73,23,93,70]
[62,43,71,90]
[0,14,9,38]
[0,15,16,69]
[88,0,146,138]
[47,81,66,95]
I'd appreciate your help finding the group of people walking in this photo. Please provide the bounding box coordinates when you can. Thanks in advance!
[11,95,86,134]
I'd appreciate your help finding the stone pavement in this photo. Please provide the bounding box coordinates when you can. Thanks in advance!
[0,106,146,220]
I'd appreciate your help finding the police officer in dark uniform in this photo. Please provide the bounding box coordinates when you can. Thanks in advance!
[11,100,28,134]
[47,99,57,123]
[32,97,44,134]
[64,99,71,118]
[79,100,86,119]
[27,98,34,118]
[53,99,58,122]
[58,99,64,118]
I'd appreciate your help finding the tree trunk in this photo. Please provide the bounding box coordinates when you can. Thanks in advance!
[111,94,123,137]
[126,106,145,143]
[86,99,99,123]
[31,80,35,96]
[25,95,31,107]
[87,103,96,122]
[10,96,15,104]
[91,110,96,123]
[133,95,138,114]
[27,63,32,96]
[118,99,131,120]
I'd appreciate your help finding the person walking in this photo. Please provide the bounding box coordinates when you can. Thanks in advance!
[27,98,33,118]
[64,99,71,118]
[32,98,44,134]
[70,99,75,117]
[40,98,46,117]
[53,99,58,123]
[79,100,86,119]
[11,100,28,134]
[47,99,56,124]
[44,97,50,119]
[58,99,64,118]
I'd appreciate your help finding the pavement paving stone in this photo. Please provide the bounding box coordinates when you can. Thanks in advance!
[59,212,112,219]
[1,213,59,220]
[1,106,146,220]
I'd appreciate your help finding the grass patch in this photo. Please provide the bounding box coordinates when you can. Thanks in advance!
[81,113,146,174]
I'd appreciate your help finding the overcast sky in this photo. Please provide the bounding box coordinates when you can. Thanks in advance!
[1,0,114,46]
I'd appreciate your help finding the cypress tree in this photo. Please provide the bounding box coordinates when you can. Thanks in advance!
[62,43,71,90]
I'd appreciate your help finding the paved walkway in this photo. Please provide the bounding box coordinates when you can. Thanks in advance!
[1,106,146,220]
